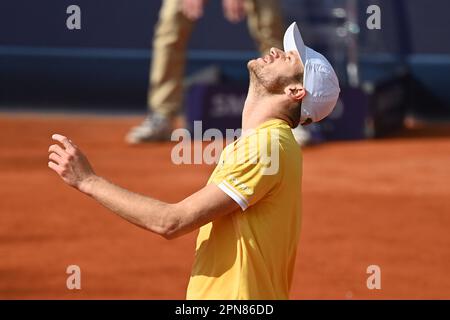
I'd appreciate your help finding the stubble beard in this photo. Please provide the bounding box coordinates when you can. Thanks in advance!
[247,60,270,96]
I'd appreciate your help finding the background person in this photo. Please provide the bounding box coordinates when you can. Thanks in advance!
[126,0,311,145]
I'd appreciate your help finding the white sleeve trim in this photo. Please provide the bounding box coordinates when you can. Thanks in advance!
[217,181,249,211]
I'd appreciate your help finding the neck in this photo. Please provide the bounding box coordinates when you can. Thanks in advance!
[241,82,296,134]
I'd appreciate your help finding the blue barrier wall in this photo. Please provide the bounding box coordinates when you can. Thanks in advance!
[1,0,449,113]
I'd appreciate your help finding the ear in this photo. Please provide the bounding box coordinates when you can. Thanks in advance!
[284,83,306,102]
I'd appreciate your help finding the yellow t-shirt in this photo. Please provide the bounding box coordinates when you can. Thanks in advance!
[186,119,302,300]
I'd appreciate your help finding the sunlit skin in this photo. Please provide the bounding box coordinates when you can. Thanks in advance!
[248,47,305,90]
[242,47,306,132]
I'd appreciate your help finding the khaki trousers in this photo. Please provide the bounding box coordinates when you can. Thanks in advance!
[148,0,284,116]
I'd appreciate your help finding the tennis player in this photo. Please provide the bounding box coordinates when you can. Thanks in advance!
[48,22,340,299]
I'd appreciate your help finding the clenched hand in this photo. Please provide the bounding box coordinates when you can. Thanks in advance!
[181,0,246,23]
[181,0,207,21]
[48,134,96,192]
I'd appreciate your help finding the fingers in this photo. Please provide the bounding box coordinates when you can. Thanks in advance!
[51,133,76,153]
[48,134,79,170]
[48,144,68,157]
[48,160,62,175]
[182,0,204,21]
[48,152,63,165]
[48,147,66,176]
[52,133,74,149]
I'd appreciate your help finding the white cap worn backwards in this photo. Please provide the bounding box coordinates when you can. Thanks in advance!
[283,22,340,124]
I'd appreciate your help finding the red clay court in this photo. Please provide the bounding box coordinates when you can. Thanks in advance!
[1,114,449,299]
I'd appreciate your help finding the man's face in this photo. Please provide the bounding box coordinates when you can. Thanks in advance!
[248,48,304,94]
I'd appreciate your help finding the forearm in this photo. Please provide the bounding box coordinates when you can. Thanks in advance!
[80,176,179,238]
[48,133,238,240]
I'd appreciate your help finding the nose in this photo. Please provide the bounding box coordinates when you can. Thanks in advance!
[269,47,282,58]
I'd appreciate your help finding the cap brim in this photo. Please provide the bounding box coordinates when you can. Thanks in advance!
[283,22,307,67]
[283,22,341,124]
[283,22,310,123]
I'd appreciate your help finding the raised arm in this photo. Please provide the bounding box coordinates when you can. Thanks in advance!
[48,134,239,239]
